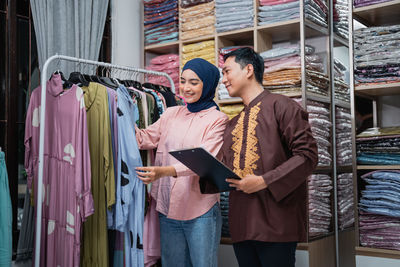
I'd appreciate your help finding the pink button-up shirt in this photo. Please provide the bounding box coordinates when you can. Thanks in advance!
[136,105,228,220]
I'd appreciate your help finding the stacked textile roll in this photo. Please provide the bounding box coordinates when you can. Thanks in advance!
[216,0,254,33]
[354,0,392,8]
[333,0,349,40]
[146,54,179,90]
[180,1,215,40]
[337,173,354,229]
[144,0,179,46]
[220,192,230,237]
[182,40,215,66]
[258,0,299,26]
[305,0,328,28]
[354,25,400,86]
[357,127,400,165]
[334,59,350,103]
[307,101,332,167]
[308,174,332,237]
[261,45,302,95]
[359,170,400,250]
[336,107,353,166]
[359,212,400,250]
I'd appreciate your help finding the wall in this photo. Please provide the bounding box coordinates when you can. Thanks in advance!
[111,0,143,69]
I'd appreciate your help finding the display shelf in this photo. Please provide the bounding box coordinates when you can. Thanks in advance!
[333,34,349,47]
[217,97,243,105]
[270,91,303,98]
[314,166,333,173]
[338,226,355,233]
[357,165,400,170]
[337,165,354,173]
[217,27,254,38]
[181,34,215,44]
[356,246,400,259]
[308,231,335,242]
[335,99,351,109]
[297,243,309,250]
[353,0,400,26]
[257,19,301,43]
[144,40,180,54]
[355,82,400,97]
[304,19,329,37]
[306,92,331,104]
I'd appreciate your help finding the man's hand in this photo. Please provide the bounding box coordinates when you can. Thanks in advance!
[136,166,176,185]
[226,174,267,194]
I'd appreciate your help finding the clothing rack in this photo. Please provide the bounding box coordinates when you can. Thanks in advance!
[34,54,176,267]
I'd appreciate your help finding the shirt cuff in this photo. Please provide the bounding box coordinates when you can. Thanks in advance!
[81,191,95,221]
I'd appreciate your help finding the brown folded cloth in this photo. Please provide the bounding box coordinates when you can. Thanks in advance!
[180,25,215,40]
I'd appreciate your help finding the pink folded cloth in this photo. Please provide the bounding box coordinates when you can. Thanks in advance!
[150,54,179,65]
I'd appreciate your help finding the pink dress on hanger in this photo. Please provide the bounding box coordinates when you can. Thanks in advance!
[24,74,94,267]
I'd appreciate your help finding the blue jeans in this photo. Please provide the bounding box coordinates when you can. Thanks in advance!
[158,203,222,267]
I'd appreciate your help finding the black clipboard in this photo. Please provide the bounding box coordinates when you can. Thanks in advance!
[169,147,240,192]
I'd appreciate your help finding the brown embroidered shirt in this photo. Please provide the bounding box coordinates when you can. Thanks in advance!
[219,90,318,243]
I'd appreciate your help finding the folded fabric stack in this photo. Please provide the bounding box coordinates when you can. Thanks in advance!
[180,0,215,40]
[261,45,302,95]
[258,0,299,26]
[337,173,354,229]
[334,59,350,103]
[354,0,392,8]
[146,54,180,90]
[333,0,349,40]
[357,127,400,165]
[220,192,230,237]
[305,0,328,28]
[308,174,332,237]
[359,212,400,250]
[220,104,244,119]
[144,0,179,46]
[336,107,353,166]
[306,51,330,97]
[354,25,400,86]
[182,40,215,66]
[216,0,254,33]
[359,170,400,250]
[307,101,332,166]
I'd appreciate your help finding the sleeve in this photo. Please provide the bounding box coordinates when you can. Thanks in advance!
[104,92,116,209]
[172,114,229,177]
[262,100,318,202]
[76,97,94,221]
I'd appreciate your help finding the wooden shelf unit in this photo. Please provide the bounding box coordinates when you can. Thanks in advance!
[353,0,400,26]
[355,82,400,97]
[351,0,400,262]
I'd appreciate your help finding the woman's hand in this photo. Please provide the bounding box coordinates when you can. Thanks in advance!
[136,166,177,185]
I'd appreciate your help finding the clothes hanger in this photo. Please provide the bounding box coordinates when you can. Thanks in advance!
[68,72,90,87]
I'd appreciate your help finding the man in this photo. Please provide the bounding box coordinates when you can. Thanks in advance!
[221,47,318,267]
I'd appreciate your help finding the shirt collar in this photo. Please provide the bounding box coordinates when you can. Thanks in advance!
[184,105,217,117]
[48,74,64,96]
[244,90,270,110]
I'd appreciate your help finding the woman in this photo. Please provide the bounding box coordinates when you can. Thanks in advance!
[135,58,228,267]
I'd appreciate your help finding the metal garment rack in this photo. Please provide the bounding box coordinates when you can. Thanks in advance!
[34,54,175,267]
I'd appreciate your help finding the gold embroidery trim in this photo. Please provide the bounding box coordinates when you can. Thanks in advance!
[231,102,261,178]
[231,111,245,177]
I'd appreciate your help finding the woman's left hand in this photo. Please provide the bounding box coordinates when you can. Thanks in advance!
[136,166,176,185]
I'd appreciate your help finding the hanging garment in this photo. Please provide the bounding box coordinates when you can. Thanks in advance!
[24,74,94,267]
[15,187,34,263]
[81,82,115,267]
[116,85,145,267]
[0,151,12,266]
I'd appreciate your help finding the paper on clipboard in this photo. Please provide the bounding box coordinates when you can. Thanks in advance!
[169,147,240,192]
